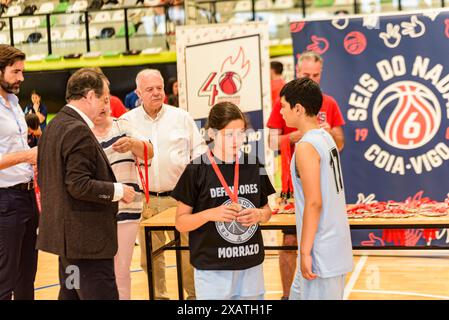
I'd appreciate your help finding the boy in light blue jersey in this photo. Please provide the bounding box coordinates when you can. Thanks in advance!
[279,78,353,300]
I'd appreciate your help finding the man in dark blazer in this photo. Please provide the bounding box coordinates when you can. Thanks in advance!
[37,68,136,300]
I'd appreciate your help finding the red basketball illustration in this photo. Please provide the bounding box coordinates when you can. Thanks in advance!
[219,71,242,95]
[372,81,441,150]
[344,31,367,55]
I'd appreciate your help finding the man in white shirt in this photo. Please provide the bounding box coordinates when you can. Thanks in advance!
[37,68,136,300]
[0,45,38,300]
[121,69,205,300]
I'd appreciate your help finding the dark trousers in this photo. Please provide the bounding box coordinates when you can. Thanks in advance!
[58,256,119,300]
[0,188,39,300]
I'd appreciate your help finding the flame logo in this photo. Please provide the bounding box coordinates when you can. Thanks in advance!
[220,47,250,79]
[372,81,441,150]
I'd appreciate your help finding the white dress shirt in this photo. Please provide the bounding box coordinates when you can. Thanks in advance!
[67,104,94,128]
[0,94,33,187]
[67,104,123,201]
[121,104,206,193]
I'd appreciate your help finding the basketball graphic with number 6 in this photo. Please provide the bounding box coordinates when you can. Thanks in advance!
[372,81,441,150]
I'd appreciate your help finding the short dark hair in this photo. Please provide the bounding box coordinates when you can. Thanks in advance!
[280,78,323,116]
[270,61,283,75]
[205,101,249,131]
[25,113,40,131]
[65,68,108,102]
[0,45,25,72]
[31,90,40,97]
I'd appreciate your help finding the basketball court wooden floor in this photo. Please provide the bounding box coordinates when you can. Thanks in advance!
[34,246,449,300]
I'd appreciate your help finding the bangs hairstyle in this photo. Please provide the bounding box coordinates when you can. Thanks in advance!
[204,102,250,144]
[205,101,250,131]
[31,90,40,97]
[280,77,323,117]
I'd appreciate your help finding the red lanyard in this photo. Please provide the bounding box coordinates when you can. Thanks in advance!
[206,150,239,203]
[33,166,42,214]
[280,135,293,197]
[135,142,149,204]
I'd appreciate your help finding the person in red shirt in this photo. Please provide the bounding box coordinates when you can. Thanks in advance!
[109,95,127,118]
[268,95,345,153]
[270,61,286,108]
[267,51,345,300]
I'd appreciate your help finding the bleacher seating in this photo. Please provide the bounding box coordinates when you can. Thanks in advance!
[0,0,434,62]
[112,10,125,22]
[70,0,89,12]
[5,5,22,17]
[255,0,272,10]
[273,0,294,9]
[36,2,55,14]
[54,2,70,13]
[24,17,41,29]
[0,33,8,44]
[50,29,62,41]
[93,12,111,24]
[234,1,252,12]
[62,28,81,40]
[80,27,99,39]
[13,31,25,43]
[116,23,136,37]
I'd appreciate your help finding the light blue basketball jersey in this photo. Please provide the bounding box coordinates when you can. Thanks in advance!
[291,128,353,278]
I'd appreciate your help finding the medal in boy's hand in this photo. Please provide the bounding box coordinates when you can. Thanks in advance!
[228,202,243,212]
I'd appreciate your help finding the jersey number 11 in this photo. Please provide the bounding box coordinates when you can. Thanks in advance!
[330,148,344,194]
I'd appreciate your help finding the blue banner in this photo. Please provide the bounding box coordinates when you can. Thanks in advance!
[291,10,449,247]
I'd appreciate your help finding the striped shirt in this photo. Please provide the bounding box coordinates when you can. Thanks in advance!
[95,118,148,223]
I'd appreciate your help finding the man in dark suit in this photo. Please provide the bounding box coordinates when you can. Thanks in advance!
[37,68,136,300]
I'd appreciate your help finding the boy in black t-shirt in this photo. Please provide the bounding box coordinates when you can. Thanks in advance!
[172,102,275,300]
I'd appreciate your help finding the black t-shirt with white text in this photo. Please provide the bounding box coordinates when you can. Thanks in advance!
[171,152,276,270]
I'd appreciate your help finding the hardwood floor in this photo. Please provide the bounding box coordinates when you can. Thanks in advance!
[34,240,449,300]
